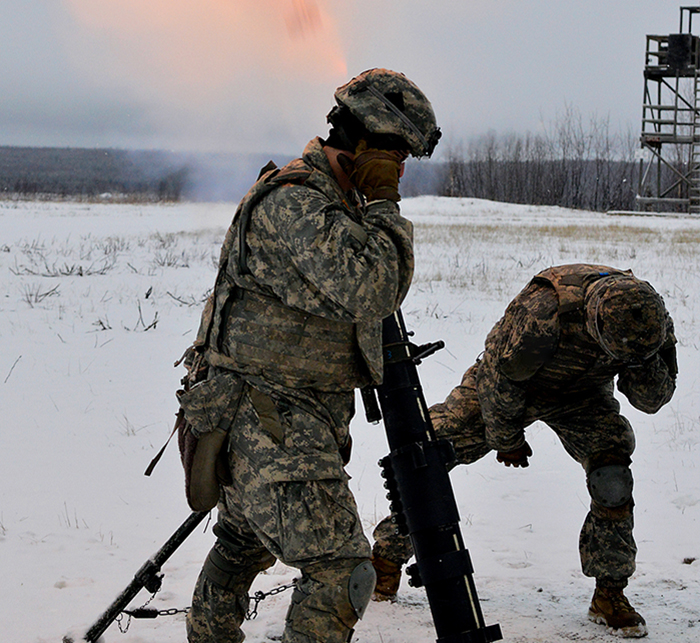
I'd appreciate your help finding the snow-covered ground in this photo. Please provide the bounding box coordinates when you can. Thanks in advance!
[1,196,698,643]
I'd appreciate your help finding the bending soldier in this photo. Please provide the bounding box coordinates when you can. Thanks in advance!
[371,263,677,639]
[177,69,441,643]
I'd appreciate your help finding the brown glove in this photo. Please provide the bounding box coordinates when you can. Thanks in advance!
[658,342,678,378]
[339,435,353,465]
[496,441,533,468]
[350,140,406,202]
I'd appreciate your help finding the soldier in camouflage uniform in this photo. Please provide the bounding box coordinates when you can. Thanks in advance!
[176,68,441,643]
[371,264,677,639]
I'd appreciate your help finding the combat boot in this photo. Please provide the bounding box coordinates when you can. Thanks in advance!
[370,555,402,602]
[588,585,648,638]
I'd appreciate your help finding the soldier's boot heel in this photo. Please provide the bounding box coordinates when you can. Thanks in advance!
[588,586,648,638]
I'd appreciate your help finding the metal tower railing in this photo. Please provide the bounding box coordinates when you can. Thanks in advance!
[637,6,700,213]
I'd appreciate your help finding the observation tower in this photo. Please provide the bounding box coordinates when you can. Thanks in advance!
[638,6,700,213]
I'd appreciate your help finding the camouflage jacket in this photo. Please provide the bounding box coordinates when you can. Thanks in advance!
[476,264,677,452]
[194,137,414,390]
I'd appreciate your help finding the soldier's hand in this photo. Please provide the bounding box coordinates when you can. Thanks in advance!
[339,435,353,465]
[496,441,533,468]
[350,140,407,202]
[658,344,678,378]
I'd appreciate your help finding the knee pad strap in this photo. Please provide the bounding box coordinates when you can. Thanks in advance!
[202,547,240,590]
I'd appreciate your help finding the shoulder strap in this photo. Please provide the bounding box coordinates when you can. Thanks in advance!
[238,161,313,275]
[532,264,627,317]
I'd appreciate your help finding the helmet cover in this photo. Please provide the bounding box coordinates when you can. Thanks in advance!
[585,275,666,362]
[332,68,441,158]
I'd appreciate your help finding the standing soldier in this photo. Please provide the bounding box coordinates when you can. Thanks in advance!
[371,264,677,639]
[176,68,441,643]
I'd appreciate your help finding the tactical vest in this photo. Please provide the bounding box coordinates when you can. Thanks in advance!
[525,264,630,391]
[194,158,375,391]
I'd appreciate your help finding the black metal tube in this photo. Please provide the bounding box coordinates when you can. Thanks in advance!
[376,310,502,643]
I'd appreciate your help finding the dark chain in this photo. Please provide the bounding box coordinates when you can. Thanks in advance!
[116,590,157,633]
[113,580,296,633]
[246,581,297,620]
[157,607,191,616]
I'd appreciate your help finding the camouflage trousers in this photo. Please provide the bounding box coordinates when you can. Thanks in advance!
[187,382,372,643]
[372,366,637,587]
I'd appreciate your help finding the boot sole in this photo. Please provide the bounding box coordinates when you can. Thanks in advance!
[588,610,649,638]
[371,592,398,603]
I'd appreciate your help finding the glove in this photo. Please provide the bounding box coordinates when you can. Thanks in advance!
[350,139,406,202]
[339,435,353,465]
[658,344,678,378]
[496,441,533,468]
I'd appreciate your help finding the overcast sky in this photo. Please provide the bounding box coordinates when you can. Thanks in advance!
[0,0,691,157]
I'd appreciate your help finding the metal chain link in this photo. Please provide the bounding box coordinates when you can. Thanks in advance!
[116,606,192,633]
[246,581,297,620]
[157,607,191,616]
[116,590,157,633]
[115,612,133,634]
[113,580,297,634]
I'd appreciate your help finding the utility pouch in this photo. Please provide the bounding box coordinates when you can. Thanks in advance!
[176,370,245,511]
[179,423,229,511]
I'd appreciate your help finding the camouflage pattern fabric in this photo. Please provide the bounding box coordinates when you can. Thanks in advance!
[196,137,414,389]
[187,138,414,642]
[477,265,676,454]
[333,68,441,158]
[187,381,371,643]
[188,533,276,643]
[585,273,668,362]
[428,364,491,466]
[373,265,676,588]
[236,145,413,324]
[178,369,244,438]
[371,517,412,567]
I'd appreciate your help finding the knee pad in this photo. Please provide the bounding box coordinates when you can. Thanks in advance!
[348,560,376,619]
[588,464,633,508]
[285,560,376,643]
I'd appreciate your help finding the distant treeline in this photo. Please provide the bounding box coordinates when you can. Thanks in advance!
[441,150,640,212]
[4,110,674,212]
[440,107,644,212]
[0,144,441,203]
[0,147,191,202]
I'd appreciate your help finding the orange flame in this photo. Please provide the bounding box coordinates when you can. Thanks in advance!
[64,0,348,99]
[286,0,323,39]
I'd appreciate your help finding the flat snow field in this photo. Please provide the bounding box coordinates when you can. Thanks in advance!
[1,196,698,642]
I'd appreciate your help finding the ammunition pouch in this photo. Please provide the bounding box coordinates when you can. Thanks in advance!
[188,429,229,511]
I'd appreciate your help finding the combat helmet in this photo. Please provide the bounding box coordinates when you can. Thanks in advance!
[327,68,441,158]
[585,275,667,362]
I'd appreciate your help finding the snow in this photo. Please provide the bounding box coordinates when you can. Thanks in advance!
[1,196,699,643]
